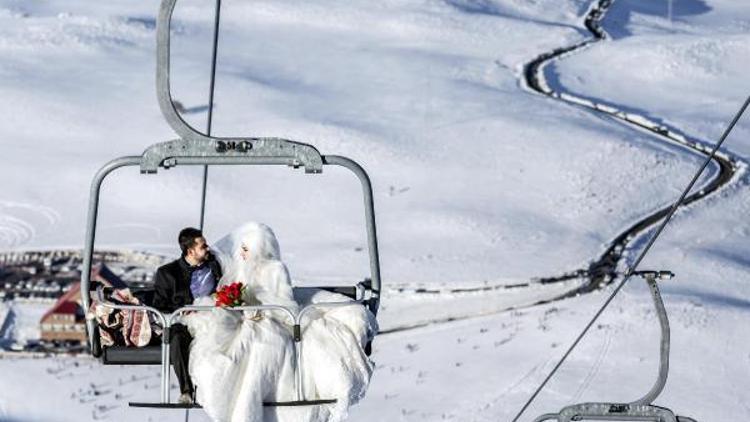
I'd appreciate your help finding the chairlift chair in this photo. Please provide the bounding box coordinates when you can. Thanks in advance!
[532,270,696,422]
[80,0,382,409]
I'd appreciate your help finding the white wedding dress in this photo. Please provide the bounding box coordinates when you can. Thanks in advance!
[182,223,377,422]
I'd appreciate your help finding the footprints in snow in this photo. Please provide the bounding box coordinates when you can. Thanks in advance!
[45,358,164,420]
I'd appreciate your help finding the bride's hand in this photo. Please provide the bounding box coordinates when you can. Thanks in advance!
[248,310,264,321]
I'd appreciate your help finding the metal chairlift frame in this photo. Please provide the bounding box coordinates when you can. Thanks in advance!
[80,0,382,408]
[533,270,695,422]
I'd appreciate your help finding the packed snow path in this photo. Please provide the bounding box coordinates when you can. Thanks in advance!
[522,0,743,293]
[380,0,746,337]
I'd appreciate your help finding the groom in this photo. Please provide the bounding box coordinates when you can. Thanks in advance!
[153,227,222,404]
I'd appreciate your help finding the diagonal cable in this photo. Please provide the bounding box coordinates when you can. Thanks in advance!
[199,0,222,230]
[512,94,750,422]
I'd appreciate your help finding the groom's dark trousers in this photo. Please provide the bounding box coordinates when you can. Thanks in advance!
[153,255,222,395]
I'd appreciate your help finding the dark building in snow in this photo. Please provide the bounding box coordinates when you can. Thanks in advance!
[40,264,126,344]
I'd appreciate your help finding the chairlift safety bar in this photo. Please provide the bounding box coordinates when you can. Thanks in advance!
[94,286,368,405]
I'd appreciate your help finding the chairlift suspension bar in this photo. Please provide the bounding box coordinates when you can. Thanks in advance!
[323,155,382,311]
[199,0,222,230]
[632,273,670,406]
[81,156,142,349]
[205,0,221,139]
[514,95,750,422]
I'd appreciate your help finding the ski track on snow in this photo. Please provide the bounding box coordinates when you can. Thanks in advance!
[570,323,612,402]
[0,201,60,249]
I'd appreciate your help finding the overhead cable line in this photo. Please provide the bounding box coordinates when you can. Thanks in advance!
[199,0,222,230]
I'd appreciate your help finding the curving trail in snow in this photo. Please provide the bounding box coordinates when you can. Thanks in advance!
[522,0,744,292]
[380,0,746,336]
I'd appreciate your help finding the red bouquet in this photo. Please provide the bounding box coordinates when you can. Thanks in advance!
[214,282,246,307]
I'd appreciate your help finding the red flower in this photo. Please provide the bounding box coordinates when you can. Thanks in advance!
[214,282,246,307]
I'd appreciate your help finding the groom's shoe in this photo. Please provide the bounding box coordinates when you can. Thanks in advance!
[178,392,193,405]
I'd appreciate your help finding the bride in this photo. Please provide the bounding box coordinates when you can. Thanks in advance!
[183,222,377,422]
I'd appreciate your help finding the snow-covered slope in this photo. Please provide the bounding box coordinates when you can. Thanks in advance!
[0,0,705,284]
[1,0,749,421]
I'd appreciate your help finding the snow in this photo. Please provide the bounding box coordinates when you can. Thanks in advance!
[1,301,49,346]
[0,0,704,283]
[553,0,750,156]
[1,0,749,421]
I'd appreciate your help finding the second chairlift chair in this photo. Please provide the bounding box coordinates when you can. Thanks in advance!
[532,270,697,422]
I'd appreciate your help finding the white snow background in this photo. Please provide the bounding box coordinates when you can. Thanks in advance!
[0,0,749,420]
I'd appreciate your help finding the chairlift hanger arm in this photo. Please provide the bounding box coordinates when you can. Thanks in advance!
[151,0,382,304]
[152,0,324,174]
[323,155,382,313]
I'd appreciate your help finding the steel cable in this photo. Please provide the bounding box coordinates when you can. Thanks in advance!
[199,0,222,230]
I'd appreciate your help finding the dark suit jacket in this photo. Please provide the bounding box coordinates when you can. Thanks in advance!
[152,254,222,313]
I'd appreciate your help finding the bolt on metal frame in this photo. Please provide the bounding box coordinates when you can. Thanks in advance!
[80,0,382,407]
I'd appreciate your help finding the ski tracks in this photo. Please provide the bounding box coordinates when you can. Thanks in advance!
[570,323,613,402]
[465,357,554,422]
[0,201,60,248]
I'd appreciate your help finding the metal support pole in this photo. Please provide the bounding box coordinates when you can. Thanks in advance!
[162,311,172,405]
[322,156,382,313]
[631,275,671,405]
[81,158,141,348]
[295,336,304,401]
[162,323,172,403]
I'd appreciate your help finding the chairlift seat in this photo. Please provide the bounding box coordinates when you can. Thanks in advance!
[103,344,163,365]
[543,402,682,422]
[93,283,374,366]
